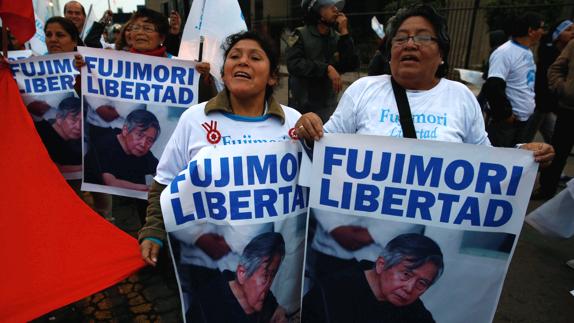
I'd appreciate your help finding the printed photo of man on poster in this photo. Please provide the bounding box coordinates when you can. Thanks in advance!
[188,232,288,323]
[84,109,160,192]
[303,233,443,323]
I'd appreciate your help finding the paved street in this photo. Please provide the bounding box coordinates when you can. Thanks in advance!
[31,72,574,322]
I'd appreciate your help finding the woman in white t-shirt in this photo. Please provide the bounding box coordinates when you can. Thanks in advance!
[295,4,555,278]
[139,31,300,321]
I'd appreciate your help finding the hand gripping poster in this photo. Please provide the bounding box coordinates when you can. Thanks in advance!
[301,134,538,323]
[9,52,82,180]
[160,138,308,322]
[78,47,198,199]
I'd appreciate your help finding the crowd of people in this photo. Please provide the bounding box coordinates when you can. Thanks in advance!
[2,0,573,321]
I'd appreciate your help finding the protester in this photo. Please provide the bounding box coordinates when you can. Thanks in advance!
[189,232,288,322]
[525,20,574,143]
[303,233,443,323]
[164,10,183,56]
[78,9,175,131]
[83,10,114,49]
[535,38,574,199]
[286,0,359,122]
[108,24,122,44]
[63,1,86,35]
[295,5,553,166]
[115,19,135,51]
[476,29,508,120]
[368,16,393,76]
[484,12,545,147]
[138,30,302,267]
[74,8,216,228]
[44,17,79,54]
[128,8,171,57]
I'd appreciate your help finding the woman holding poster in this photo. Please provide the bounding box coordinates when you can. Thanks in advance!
[295,4,555,322]
[296,4,555,169]
[139,31,303,322]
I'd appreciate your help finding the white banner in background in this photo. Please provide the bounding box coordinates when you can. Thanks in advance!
[302,134,538,323]
[178,0,247,84]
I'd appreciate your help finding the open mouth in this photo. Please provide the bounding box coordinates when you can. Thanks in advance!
[233,71,251,79]
[400,55,419,62]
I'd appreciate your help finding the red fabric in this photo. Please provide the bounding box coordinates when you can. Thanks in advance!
[130,45,167,57]
[0,66,145,322]
[0,0,35,45]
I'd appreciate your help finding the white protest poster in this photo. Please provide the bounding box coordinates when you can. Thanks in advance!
[7,50,33,61]
[301,134,537,323]
[178,0,247,84]
[161,141,308,322]
[9,53,81,180]
[78,47,198,199]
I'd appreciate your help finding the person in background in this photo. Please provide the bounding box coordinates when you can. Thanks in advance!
[535,34,574,200]
[83,10,114,48]
[286,0,359,122]
[164,10,183,56]
[115,19,135,51]
[524,20,574,143]
[44,16,78,54]
[368,16,394,76]
[476,29,507,120]
[76,8,184,227]
[295,4,554,183]
[484,12,545,147]
[63,1,86,35]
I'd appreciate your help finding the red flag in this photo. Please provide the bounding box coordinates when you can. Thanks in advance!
[0,0,36,44]
[0,66,145,322]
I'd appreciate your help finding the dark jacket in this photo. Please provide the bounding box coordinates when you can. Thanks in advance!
[286,25,359,122]
[548,40,574,111]
[535,39,560,113]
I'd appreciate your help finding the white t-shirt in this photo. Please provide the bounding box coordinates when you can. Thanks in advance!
[314,75,489,261]
[324,75,490,145]
[488,40,536,121]
[155,102,302,185]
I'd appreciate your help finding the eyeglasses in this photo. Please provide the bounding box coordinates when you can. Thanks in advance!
[130,24,157,33]
[392,35,438,46]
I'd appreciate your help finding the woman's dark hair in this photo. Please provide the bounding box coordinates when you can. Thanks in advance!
[221,31,279,100]
[132,8,169,37]
[385,4,450,78]
[44,16,80,45]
